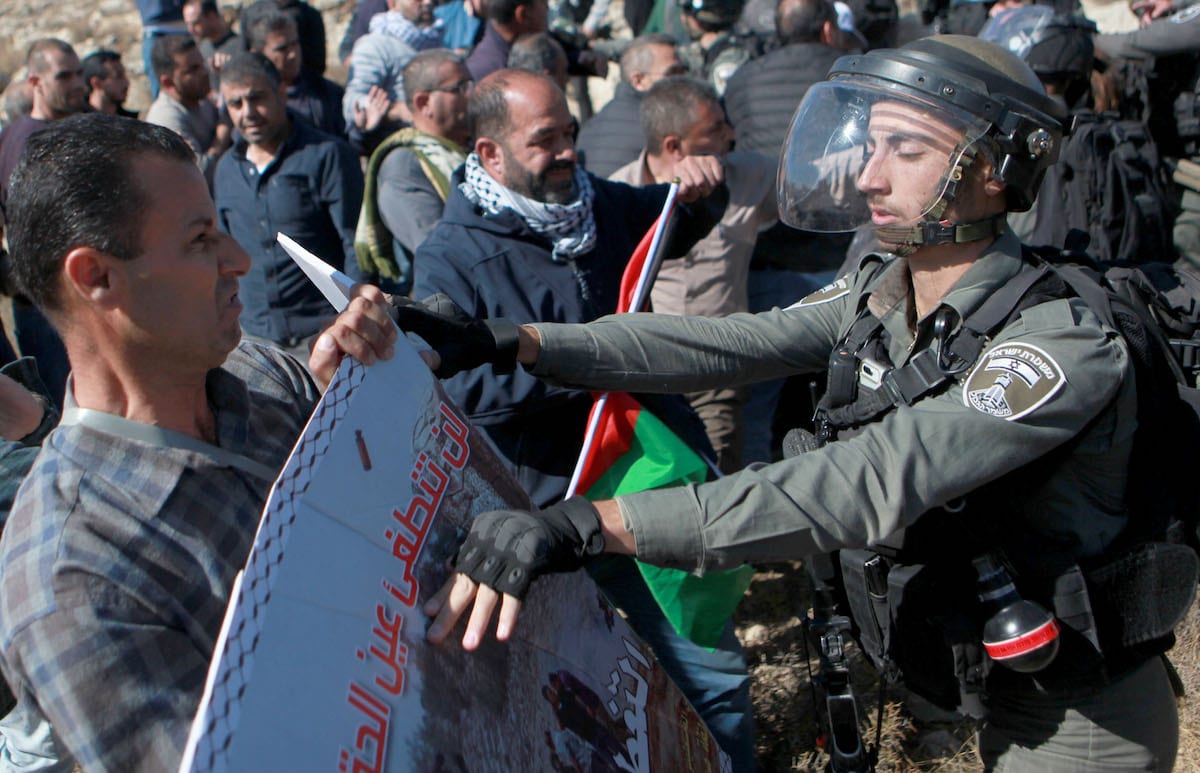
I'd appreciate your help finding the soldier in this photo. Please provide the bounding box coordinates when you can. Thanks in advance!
[407,36,1187,770]
[677,0,760,96]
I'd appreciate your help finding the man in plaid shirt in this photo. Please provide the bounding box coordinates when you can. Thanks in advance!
[0,113,397,771]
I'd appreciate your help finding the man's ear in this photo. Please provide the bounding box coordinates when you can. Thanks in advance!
[513,3,530,27]
[62,247,120,307]
[662,134,684,159]
[476,136,504,176]
[412,90,433,115]
[820,19,836,47]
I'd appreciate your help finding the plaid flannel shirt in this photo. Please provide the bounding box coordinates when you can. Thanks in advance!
[0,342,320,771]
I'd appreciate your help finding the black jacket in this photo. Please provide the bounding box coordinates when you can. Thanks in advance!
[723,42,843,159]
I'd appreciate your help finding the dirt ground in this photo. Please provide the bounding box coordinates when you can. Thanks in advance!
[735,562,1200,772]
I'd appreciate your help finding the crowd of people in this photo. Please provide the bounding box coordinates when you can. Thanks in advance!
[0,0,1198,768]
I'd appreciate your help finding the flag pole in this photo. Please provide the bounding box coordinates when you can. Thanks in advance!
[565,183,681,498]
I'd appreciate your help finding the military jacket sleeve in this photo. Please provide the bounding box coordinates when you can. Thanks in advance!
[529,272,861,393]
[535,250,1134,573]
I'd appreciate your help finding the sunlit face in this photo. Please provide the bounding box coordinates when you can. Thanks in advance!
[32,48,86,118]
[390,0,436,25]
[678,98,733,158]
[424,61,472,147]
[261,28,303,85]
[172,46,212,103]
[116,155,250,370]
[221,75,289,148]
[486,79,578,204]
[855,100,966,244]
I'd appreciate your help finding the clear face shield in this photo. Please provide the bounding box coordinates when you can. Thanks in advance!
[777,77,994,236]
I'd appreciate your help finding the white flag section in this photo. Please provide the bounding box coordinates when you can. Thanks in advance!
[179,335,729,771]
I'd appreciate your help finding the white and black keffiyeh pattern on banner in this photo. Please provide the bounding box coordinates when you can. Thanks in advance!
[460,152,597,262]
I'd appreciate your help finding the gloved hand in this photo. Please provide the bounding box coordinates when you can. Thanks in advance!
[454,496,606,598]
[391,294,521,378]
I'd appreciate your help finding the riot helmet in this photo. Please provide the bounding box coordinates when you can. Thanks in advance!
[679,0,745,29]
[777,35,1066,253]
[979,6,1097,82]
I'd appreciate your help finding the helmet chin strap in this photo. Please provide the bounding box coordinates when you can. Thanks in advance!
[874,149,1008,254]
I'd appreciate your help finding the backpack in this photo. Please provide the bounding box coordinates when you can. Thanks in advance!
[1026,111,1177,265]
[1030,247,1200,552]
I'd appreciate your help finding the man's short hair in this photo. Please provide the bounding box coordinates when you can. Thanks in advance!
[487,0,535,25]
[151,34,197,80]
[26,39,75,76]
[245,7,298,53]
[81,50,121,94]
[777,0,835,45]
[184,0,222,17]
[402,48,465,109]
[507,33,566,76]
[640,76,719,151]
[6,114,194,315]
[469,69,559,143]
[219,51,282,90]
[618,34,676,84]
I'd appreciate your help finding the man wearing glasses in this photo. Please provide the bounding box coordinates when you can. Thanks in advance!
[357,49,473,293]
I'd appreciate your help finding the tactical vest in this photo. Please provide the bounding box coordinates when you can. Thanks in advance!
[796,255,1198,716]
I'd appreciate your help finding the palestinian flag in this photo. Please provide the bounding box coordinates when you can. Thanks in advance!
[568,185,754,649]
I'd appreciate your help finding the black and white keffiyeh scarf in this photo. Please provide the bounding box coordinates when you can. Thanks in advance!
[460,152,597,262]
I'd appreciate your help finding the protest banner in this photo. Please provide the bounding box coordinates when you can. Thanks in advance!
[179,279,729,771]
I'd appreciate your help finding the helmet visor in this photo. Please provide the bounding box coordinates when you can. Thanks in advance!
[777,77,993,233]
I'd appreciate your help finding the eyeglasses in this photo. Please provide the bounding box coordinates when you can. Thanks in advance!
[430,79,473,95]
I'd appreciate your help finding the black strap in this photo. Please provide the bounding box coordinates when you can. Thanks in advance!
[819,261,1053,430]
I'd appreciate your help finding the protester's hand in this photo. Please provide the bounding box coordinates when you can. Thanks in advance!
[1132,0,1173,24]
[392,294,521,378]
[425,497,605,649]
[353,85,392,133]
[308,284,398,388]
[674,154,725,202]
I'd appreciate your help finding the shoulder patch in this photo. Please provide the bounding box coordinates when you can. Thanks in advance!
[963,342,1067,421]
[787,277,852,308]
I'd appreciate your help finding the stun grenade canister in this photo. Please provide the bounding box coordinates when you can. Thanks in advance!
[972,554,1060,672]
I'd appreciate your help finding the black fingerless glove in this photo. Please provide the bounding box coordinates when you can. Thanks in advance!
[454,497,606,598]
[391,294,521,378]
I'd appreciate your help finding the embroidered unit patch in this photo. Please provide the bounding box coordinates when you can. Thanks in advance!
[963,342,1067,420]
[788,277,852,308]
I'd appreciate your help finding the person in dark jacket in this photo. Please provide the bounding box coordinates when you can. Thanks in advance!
[723,0,842,158]
[412,68,757,771]
[576,33,685,177]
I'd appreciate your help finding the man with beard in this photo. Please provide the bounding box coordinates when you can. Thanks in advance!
[0,40,87,214]
[81,50,137,118]
[144,35,230,188]
[411,69,757,770]
[214,53,364,355]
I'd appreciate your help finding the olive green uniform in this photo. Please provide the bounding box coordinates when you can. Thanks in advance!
[529,230,1179,770]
